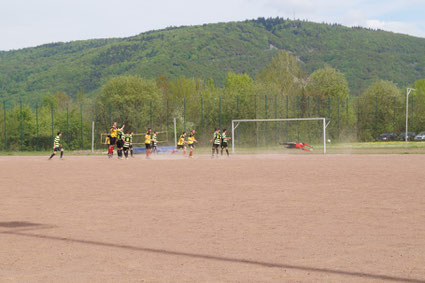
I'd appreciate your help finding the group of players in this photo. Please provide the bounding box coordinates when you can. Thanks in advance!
[106,122,160,159]
[48,121,312,160]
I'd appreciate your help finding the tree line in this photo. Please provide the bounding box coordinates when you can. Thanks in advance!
[1,51,425,151]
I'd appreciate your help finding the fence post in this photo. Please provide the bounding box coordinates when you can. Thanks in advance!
[219,96,222,129]
[393,96,396,133]
[165,98,168,142]
[108,103,112,127]
[80,103,83,149]
[274,95,277,144]
[411,94,414,130]
[236,95,239,118]
[122,102,125,126]
[135,101,139,134]
[286,95,289,138]
[317,96,321,127]
[66,104,69,148]
[183,97,186,131]
[20,100,23,151]
[51,102,54,141]
[346,96,349,116]
[327,96,331,118]
[36,104,39,151]
[150,100,153,128]
[337,96,340,138]
[200,96,204,135]
[375,96,378,138]
[307,96,310,116]
[3,101,6,151]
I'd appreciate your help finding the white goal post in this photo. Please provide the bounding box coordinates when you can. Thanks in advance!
[231,118,330,154]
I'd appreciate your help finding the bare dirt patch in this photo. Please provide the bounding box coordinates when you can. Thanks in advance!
[1,154,425,282]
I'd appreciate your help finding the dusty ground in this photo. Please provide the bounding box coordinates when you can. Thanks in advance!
[0,154,425,282]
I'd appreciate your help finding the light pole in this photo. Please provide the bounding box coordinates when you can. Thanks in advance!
[405,88,416,149]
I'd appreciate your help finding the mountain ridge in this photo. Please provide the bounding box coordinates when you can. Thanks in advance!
[1,17,424,104]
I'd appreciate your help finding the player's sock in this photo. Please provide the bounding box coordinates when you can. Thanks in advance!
[124,151,128,158]
[60,151,63,158]
[49,153,55,159]
[184,149,186,155]
[221,149,223,155]
[216,148,219,156]
[226,149,229,156]
[189,151,193,157]
[130,150,133,157]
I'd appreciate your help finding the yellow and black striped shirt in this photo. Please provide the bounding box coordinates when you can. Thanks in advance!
[178,135,185,146]
[54,135,60,148]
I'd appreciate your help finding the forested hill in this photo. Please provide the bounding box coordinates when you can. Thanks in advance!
[1,17,425,104]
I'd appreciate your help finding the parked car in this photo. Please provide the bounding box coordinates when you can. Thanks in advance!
[377,132,398,141]
[414,131,425,141]
[399,132,416,141]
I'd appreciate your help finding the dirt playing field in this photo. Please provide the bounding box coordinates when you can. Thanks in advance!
[1,154,425,282]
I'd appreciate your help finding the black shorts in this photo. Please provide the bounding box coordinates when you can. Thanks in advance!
[221,142,228,148]
[188,143,195,148]
[212,144,219,149]
[123,146,129,150]
[117,139,124,148]
[177,144,184,149]
[129,145,133,149]
[54,147,62,152]
[145,143,151,149]
[109,137,116,145]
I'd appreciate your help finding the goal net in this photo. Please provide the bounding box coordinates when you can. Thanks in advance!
[231,118,329,154]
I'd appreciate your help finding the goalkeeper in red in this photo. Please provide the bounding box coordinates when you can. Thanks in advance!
[280,142,313,152]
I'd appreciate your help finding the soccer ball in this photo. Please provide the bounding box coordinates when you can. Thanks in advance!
[327,139,331,143]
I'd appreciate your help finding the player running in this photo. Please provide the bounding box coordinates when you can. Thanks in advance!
[145,128,155,159]
[172,132,187,155]
[220,128,231,157]
[280,142,313,152]
[210,128,221,158]
[187,129,198,158]
[49,132,64,160]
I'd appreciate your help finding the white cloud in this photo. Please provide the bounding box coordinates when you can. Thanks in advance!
[365,19,425,38]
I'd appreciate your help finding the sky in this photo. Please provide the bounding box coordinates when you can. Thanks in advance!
[0,0,424,51]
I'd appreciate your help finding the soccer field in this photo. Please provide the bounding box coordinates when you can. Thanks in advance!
[1,154,424,282]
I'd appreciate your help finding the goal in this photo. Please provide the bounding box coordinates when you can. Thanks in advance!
[231,118,329,154]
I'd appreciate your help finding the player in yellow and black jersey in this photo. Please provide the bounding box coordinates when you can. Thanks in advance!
[220,128,231,157]
[49,132,64,160]
[210,128,221,158]
[151,130,158,154]
[116,125,125,159]
[187,129,198,158]
[108,122,124,158]
[145,128,153,159]
[172,131,187,155]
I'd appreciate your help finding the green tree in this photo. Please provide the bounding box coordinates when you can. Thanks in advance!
[256,50,302,96]
[99,75,162,133]
[357,80,402,141]
[412,79,425,133]
[306,66,349,99]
